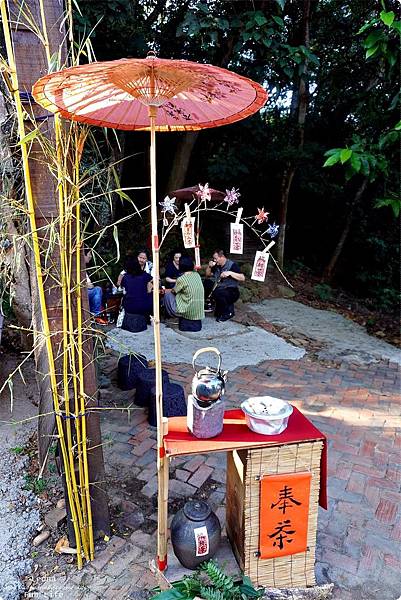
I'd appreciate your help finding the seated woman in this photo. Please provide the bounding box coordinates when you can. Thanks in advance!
[164,256,204,321]
[164,251,181,289]
[117,248,154,287]
[121,257,153,321]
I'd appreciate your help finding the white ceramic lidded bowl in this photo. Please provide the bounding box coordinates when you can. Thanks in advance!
[241,396,293,435]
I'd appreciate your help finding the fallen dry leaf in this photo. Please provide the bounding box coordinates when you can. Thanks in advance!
[54,536,73,554]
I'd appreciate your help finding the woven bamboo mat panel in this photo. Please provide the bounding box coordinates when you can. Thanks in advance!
[244,440,323,588]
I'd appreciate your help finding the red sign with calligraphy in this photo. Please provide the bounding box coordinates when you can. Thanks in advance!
[259,471,311,559]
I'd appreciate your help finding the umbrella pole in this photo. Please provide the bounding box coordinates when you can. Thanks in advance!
[149,106,168,571]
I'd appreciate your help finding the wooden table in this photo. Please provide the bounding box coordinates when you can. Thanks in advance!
[160,408,327,585]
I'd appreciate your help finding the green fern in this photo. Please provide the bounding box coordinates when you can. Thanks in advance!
[173,575,201,596]
[150,559,263,600]
[199,585,227,600]
[200,560,235,591]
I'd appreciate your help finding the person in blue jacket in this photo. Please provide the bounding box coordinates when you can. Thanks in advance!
[164,251,182,288]
[121,256,153,321]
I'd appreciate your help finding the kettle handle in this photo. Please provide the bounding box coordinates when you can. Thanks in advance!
[192,347,222,373]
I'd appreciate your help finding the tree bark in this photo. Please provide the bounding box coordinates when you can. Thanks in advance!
[322,177,368,282]
[276,0,312,268]
[9,0,109,539]
[164,27,239,195]
[165,131,200,194]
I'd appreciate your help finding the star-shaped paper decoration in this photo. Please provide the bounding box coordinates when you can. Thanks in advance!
[266,222,279,238]
[159,195,177,215]
[224,187,241,206]
[198,183,211,203]
[255,207,269,224]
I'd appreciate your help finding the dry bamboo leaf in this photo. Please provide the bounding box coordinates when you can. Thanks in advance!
[54,536,70,554]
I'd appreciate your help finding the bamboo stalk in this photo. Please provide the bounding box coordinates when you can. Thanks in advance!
[37,0,94,560]
[0,0,84,569]
[74,129,95,559]
[148,104,168,570]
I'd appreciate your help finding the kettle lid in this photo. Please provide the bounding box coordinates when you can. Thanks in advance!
[183,500,212,521]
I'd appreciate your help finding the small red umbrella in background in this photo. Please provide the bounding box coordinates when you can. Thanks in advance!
[171,184,226,203]
[32,54,267,571]
[168,185,227,270]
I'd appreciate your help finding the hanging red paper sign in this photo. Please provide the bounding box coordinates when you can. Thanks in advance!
[230,223,243,254]
[251,251,269,282]
[194,245,201,269]
[259,471,311,559]
[181,204,196,248]
[251,242,275,282]
[230,207,244,254]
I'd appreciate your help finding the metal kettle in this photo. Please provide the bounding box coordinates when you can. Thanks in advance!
[192,347,227,406]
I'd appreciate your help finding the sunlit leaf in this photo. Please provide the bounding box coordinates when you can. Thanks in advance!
[323,154,340,167]
[340,148,352,163]
[380,10,395,27]
[112,225,120,263]
[18,128,40,145]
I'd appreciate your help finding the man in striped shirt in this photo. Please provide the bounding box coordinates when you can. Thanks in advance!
[164,256,205,321]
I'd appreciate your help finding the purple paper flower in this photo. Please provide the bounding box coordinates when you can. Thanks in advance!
[267,222,279,238]
[159,195,177,215]
[224,187,241,206]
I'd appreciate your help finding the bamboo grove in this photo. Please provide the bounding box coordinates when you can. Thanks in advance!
[1,0,96,566]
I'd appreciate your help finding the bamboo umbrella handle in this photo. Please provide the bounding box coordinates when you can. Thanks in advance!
[148,104,168,570]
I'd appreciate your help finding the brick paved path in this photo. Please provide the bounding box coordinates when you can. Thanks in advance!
[32,319,400,600]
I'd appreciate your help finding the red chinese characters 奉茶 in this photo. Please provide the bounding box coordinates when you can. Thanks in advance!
[259,471,311,559]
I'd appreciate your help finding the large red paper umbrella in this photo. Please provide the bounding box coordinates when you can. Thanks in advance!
[32,54,267,571]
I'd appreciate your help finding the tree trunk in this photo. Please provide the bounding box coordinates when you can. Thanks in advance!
[165,131,199,194]
[9,0,109,539]
[322,177,368,282]
[276,0,312,268]
[164,31,238,195]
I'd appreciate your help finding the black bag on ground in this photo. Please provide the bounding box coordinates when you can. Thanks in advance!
[135,368,170,407]
[121,312,147,333]
[178,317,202,332]
[117,354,148,390]
[148,382,187,427]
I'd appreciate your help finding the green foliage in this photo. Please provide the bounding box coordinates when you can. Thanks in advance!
[372,287,400,311]
[284,259,310,276]
[150,560,263,600]
[374,194,400,218]
[313,283,333,302]
[358,4,399,68]
[23,475,49,495]
[10,446,24,455]
[74,0,399,308]
[323,138,388,182]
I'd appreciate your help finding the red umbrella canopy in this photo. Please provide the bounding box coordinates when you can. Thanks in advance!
[170,185,226,203]
[32,56,267,131]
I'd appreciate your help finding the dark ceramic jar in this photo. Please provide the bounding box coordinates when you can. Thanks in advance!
[170,500,221,569]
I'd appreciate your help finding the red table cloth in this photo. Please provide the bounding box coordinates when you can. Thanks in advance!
[164,406,328,509]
